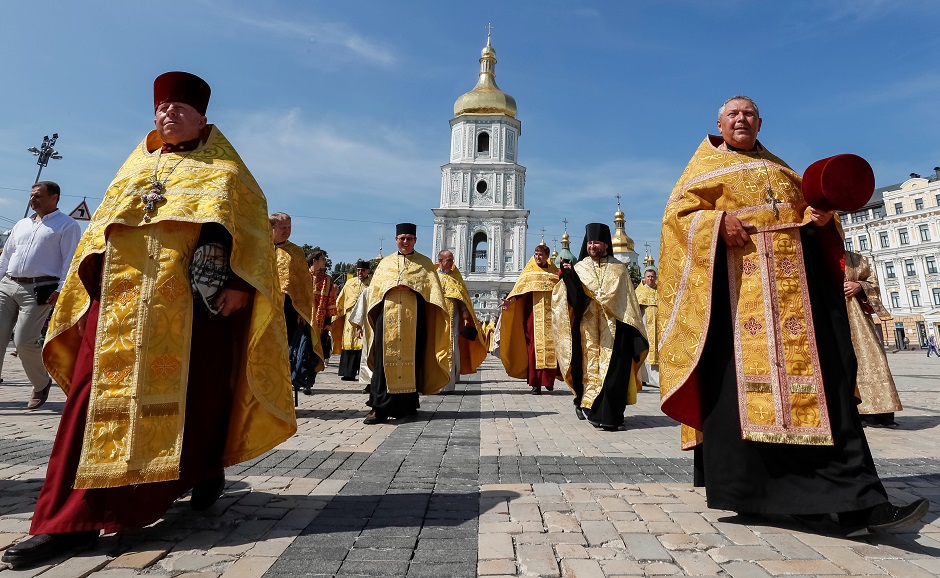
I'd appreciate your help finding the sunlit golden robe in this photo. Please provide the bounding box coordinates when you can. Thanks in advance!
[844,251,902,415]
[43,127,296,489]
[501,257,559,379]
[437,267,487,375]
[276,240,324,371]
[634,284,659,365]
[483,321,496,352]
[659,136,840,449]
[365,252,451,394]
[331,277,370,353]
[552,256,647,408]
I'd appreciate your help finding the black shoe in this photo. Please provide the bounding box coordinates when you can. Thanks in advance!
[363,411,387,425]
[27,380,52,410]
[302,387,313,395]
[191,474,226,511]
[530,386,541,395]
[341,376,356,381]
[1,531,99,568]
[574,406,586,420]
[545,385,553,392]
[362,384,370,393]
[868,499,929,533]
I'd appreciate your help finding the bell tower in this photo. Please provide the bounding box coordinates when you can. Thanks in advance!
[432,27,529,321]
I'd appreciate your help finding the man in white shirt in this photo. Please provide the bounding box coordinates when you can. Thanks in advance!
[0,181,81,409]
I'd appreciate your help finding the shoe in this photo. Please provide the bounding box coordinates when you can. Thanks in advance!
[545,385,553,392]
[27,380,52,410]
[341,376,356,381]
[880,420,900,428]
[191,474,226,510]
[1,531,99,568]
[302,387,313,395]
[530,386,541,395]
[362,384,370,393]
[363,411,387,425]
[868,499,929,533]
[574,406,586,420]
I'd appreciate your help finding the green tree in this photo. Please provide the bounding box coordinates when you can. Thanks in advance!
[627,263,641,287]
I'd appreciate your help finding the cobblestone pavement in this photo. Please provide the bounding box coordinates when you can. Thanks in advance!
[0,345,936,576]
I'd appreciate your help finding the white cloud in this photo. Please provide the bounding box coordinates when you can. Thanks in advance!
[221,8,397,68]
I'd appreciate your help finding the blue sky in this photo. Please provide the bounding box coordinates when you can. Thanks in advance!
[1,1,938,266]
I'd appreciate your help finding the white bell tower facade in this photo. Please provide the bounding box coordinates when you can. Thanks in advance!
[432,31,529,321]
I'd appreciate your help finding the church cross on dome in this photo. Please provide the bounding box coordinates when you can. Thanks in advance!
[616,192,622,210]
[485,22,494,41]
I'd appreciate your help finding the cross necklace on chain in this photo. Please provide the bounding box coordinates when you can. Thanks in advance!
[733,147,782,220]
[143,148,190,221]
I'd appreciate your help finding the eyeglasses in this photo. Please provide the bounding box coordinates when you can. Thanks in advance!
[396,235,416,241]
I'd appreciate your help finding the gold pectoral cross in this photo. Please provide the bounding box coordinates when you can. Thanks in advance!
[765,187,781,219]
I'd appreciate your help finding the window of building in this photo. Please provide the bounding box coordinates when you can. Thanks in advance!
[920,224,931,242]
[858,236,869,251]
[476,131,490,154]
[879,231,889,248]
[844,238,853,251]
[905,258,916,276]
[890,291,900,308]
[936,193,940,207]
[895,202,903,214]
[934,287,940,306]
[872,206,884,218]
[885,262,895,278]
[839,214,849,226]
[851,210,868,223]
[927,256,938,274]
[915,198,924,210]
[899,228,910,245]
[911,290,921,307]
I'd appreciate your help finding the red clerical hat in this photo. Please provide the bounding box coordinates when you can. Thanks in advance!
[802,154,875,212]
[153,71,211,116]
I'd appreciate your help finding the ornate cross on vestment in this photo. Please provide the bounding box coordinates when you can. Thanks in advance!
[765,187,781,220]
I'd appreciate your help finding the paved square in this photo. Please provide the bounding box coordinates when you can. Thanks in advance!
[0,346,936,576]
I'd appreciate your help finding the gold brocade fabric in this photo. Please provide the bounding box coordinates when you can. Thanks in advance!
[844,252,902,414]
[42,127,296,489]
[551,256,647,408]
[634,284,659,365]
[311,270,337,331]
[365,252,451,395]
[501,257,559,379]
[659,136,834,448]
[437,268,487,374]
[276,241,323,371]
[331,277,370,352]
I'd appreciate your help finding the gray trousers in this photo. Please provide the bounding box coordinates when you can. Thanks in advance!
[0,277,53,392]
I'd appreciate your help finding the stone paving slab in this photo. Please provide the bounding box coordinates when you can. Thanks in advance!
[0,346,935,576]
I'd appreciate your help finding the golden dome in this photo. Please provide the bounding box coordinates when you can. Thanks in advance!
[454,34,517,118]
[612,206,635,253]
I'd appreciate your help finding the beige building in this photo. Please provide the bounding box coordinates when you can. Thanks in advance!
[839,168,940,349]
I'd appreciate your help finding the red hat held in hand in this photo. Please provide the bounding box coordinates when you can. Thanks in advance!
[802,154,875,212]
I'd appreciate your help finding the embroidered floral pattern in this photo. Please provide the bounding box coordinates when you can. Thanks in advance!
[150,354,181,380]
[111,276,140,307]
[784,317,804,336]
[158,275,187,301]
[743,316,763,336]
[741,257,758,276]
[778,257,797,277]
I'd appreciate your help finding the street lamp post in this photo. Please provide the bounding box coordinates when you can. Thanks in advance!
[24,133,63,218]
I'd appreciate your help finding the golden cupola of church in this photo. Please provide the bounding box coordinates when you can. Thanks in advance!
[611,195,639,266]
[454,32,517,118]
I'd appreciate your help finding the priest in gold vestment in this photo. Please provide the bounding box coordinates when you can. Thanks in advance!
[437,250,487,392]
[634,266,659,388]
[331,260,371,381]
[272,212,324,394]
[843,251,902,427]
[361,224,451,424]
[500,243,560,394]
[553,223,648,430]
[657,96,925,536]
[3,72,297,569]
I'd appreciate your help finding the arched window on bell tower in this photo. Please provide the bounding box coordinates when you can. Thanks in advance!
[471,231,488,273]
[476,131,490,155]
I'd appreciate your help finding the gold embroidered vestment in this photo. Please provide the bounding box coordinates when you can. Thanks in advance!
[276,240,324,370]
[43,127,296,489]
[634,284,659,365]
[365,252,451,394]
[331,277,370,352]
[551,256,647,409]
[437,267,487,375]
[659,136,836,449]
[501,257,559,379]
